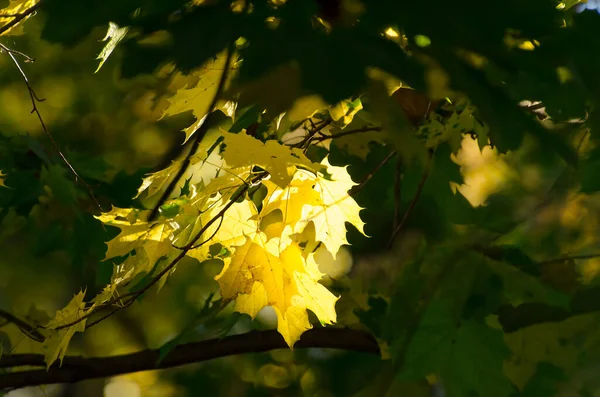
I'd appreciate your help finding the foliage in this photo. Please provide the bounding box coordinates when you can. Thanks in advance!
[1,0,600,396]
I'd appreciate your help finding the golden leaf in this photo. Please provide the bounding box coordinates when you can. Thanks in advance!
[43,290,87,368]
[220,132,323,188]
[216,234,338,347]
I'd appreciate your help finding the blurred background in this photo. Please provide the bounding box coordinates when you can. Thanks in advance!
[1,3,600,397]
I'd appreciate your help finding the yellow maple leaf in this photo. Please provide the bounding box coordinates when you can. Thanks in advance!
[179,194,259,262]
[220,132,324,188]
[135,130,239,200]
[162,51,238,143]
[215,234,338,347]
[43,290,87,368]
[135,159,184,199]
[96,207,174,287]
[296,157,366,257]
[259,157,366,258]
[0,0,38,36]
[260,176,322,230]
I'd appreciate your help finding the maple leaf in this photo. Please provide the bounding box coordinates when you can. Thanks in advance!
[215,234,338,347]
[135,131,230,199]
[260,157,366,258]
[179,194,259,262]
[162,52,238,143]
[96,207,174,288]
[329,111,385,160]
[401,301,515,397]
[0,0,38,36]
[285,95,329,122]
[260,176,322,231]
[328,98,363,127]
[95,22,129,73]
[42,290,87,368]
[220,132,324,188]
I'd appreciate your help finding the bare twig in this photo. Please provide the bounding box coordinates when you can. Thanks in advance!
[311,125,382,143]
[0,44,34,62]
[0,310,44,342]
[538,252,600,265]
[148,44,237,222]
[292,118,332,150]
[0,42,103,212]
[393,157,402,231]
[348,151,396,196]
[387,150,433,248]
[0,0,41,36]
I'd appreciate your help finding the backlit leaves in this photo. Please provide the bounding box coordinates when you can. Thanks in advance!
[95,22,129,73]
[42,290,87,368]
[163,51,239,143]
[70,136,366,356]
[14,1,600,393]
[0,0,38,36]
[220,132,324,188]
[216,235,338,346]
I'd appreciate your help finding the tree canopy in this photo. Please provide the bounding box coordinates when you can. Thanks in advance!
[1,0,600,396]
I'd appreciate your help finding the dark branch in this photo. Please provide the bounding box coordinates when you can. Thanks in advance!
[0,1,41,36]
[311,125,382,143]
[0,328,379,390]
[0,310,44,342]
[498,284,600,333]
[348,150,396,196]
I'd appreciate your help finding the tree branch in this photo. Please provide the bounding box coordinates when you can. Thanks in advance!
[497,284,600,333]
[348,150,396,196]
[311,125,382,143]
[0,328,379,390]
[0,0,41,36]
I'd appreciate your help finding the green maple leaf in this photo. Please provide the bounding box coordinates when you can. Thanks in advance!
[399,301,515,397]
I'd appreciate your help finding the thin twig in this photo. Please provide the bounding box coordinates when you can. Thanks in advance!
[393,157,402,231]
[0,43,34,62]
[0,310,44,342]
[311,125,382,143]
[538,252,600,266]
[1,42,104,213]
[348,151,396,196]
[148,43,237,222]
[292,118,332,150]
[0,1,41,36]
[387,150,433,248]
